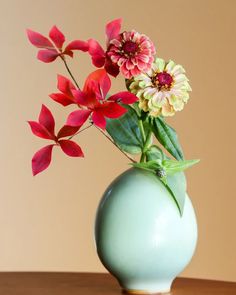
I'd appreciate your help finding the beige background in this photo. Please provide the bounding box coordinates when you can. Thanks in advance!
[0,0,236,282]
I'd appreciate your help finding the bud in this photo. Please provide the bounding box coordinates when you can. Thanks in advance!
[156,168,167,179]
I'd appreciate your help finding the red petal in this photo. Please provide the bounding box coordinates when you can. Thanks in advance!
[100,102,127,118]
[26,29,54,49]
[49,25,65,49]
[108,91,138,104]
[105,18,122,44]
[72,90,88,105]
[38,105,55,135]
[91,111,106,129]
[57,125,80,139]
[49,93,74,106]
[59,140,84,157]
[32,145,54,176]
[57,74,75,94]
[37,49,59,63]
[72,89,98,108]
[104,58,120,77]
[28,121,54,140]
[87,39,105,67]
[64,40,89,52]
[66,109,91,127]
[83,69,110,99]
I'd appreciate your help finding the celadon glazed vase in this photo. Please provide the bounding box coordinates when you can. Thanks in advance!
[95,168,198,294]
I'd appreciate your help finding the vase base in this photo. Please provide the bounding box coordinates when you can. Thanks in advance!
[122,288,171,295]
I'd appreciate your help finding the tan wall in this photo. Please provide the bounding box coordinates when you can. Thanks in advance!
[1,0,235,282]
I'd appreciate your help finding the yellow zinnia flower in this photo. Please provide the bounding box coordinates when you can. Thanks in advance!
[128,58,192,116]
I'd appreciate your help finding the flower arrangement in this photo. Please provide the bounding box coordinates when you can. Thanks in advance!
[27,19,199,215]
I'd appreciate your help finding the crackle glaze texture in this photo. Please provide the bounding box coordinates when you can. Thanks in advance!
[95,168,197,293]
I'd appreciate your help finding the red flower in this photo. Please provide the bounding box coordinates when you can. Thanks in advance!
[66,69,138,129]
[28,105,84,175]
[26,25,89,63]
[87,19,156,78]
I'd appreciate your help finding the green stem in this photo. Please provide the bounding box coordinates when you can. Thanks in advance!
[143,130,152,153]
[138,119,152,163]
[138,119,146,142]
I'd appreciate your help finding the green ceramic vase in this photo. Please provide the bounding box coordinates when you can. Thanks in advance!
[95,168,198,294]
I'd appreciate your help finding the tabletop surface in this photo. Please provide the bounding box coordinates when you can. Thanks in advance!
[0,272,235,295]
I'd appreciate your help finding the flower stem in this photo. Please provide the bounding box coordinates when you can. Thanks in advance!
[138,119,146,142]
[68,123,93,140]
[95,126,136,163]
[60,56,80,90]
[138,119,152,163]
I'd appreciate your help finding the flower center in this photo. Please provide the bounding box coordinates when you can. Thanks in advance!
[155,72,173,90]
[122,41,139,55]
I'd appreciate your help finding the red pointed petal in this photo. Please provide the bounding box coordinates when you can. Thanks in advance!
[66,109,91,127]
[57,74,75,93]
[37,49,59,63]
[49,25,65,49]
[32,145,54,176]
[100,102,127,119]
[105,18,122,43]
[87,39,105,67]
[49,93,74,106]
[97,70,111,99]
[38,104,55,135]
[64,40,89,52]
[28,121,54,140]
[64,50,74,58]
[72,90,88,106]
[83,69,110,99]
[57,125,80,139]
[91,111,106,129]
[104,58,120,77]
[26,29,54,49]
[108,91,138,104]
[59,140,84,157]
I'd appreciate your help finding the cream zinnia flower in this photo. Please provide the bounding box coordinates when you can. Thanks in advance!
[128,58,191,116]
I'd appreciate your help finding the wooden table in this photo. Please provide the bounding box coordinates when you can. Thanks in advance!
[0,272,235,295]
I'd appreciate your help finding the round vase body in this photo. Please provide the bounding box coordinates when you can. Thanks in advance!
[95,168,198,294]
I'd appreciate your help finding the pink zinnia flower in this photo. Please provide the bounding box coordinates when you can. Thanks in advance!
[88,19,156,78]
[107,30,156,79]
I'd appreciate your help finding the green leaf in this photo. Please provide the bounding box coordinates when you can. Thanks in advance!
[152,117,184,160]
[131,160,162,172]
[106,105,144,154]
[146,145,165,161]
[162,159,200,175]
[164,172,187,215]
